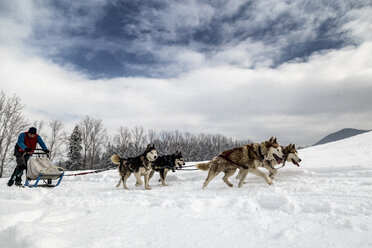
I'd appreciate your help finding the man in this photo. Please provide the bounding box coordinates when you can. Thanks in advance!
[7,127,49,187]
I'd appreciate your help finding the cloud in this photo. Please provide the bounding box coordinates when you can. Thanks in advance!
[0,1,34,49]
[341,6,372,42]
[7,0,369,78]
[2,41,372,146]
[1,0,372,147]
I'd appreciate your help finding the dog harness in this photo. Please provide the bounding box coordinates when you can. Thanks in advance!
[257,146,265,160]
[153,156,176,172]
[218,150,249,169]
[267,151,288,170]
[256,144,287,170]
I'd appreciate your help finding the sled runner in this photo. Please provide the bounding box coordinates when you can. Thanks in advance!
[25,149,65,188]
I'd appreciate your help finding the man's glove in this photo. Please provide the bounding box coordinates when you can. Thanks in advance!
[44,149,50,154]
[24,147,32,152]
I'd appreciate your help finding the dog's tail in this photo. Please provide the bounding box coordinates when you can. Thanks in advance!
[111,154,122,165]
[195,161,211,171]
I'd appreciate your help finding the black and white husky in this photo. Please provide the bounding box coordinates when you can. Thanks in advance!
[149,151,185,186]
[111,144,158,190]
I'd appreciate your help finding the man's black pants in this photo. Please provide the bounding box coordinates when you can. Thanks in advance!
[8,151,30,186]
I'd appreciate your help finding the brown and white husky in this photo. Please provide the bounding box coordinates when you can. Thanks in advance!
[196,137,284,188]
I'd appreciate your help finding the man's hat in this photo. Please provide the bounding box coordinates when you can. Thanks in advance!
[28,127,37,134]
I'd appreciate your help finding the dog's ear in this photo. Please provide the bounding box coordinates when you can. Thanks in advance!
[265,141,271,148]
[146,144,152,150]
[269,137,277,143]
[292,144,296,150]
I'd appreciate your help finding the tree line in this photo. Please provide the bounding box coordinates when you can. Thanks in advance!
[0,91,251,177]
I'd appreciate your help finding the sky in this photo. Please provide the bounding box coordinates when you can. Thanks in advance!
[1,0,372,146]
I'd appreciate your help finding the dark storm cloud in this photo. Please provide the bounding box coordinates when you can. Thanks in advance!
[25,0,371,78]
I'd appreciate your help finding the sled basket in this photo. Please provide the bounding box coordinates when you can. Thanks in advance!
[25,154,65,188]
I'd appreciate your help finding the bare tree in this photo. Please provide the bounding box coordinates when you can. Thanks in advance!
[131,126,147,154]
[32,120,47,138]
[79,116,94,169]
[113,126,132,155]
[47,120,66,162]
[147,129,156,144]
[79,116,107,169]
[88,118,107,169]
[0,92,28,178]
[114,126,131,147]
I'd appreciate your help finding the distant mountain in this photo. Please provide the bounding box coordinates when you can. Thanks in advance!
[313,128,371,146]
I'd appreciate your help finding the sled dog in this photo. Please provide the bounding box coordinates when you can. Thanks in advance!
[236,143,302,180]
[111,144,158,190]
[149,151,185,186]
[195,137,284,188]
[283,144,301,167]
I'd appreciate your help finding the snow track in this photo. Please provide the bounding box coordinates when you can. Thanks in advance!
[1,132,372,248]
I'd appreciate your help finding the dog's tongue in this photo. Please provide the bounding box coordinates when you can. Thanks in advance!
[292,159,300,167]
[274,154,283,164]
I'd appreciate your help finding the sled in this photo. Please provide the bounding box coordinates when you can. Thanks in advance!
[25,149,65,188]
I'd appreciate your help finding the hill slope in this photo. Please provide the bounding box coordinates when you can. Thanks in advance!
[1,133,372,248]
[313,128,370,146]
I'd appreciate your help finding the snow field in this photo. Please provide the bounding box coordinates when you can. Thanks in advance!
[1,132,372,248]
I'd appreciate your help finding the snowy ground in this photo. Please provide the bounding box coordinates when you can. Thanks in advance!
[1,132,372,248]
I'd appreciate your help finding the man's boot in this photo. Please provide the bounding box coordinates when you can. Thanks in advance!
[7,178,14,187]
[7,167,18,187]
[15,180,23,186]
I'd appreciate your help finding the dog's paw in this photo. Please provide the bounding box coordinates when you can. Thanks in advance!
[145,187,152,190]
[135,182,143,186]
